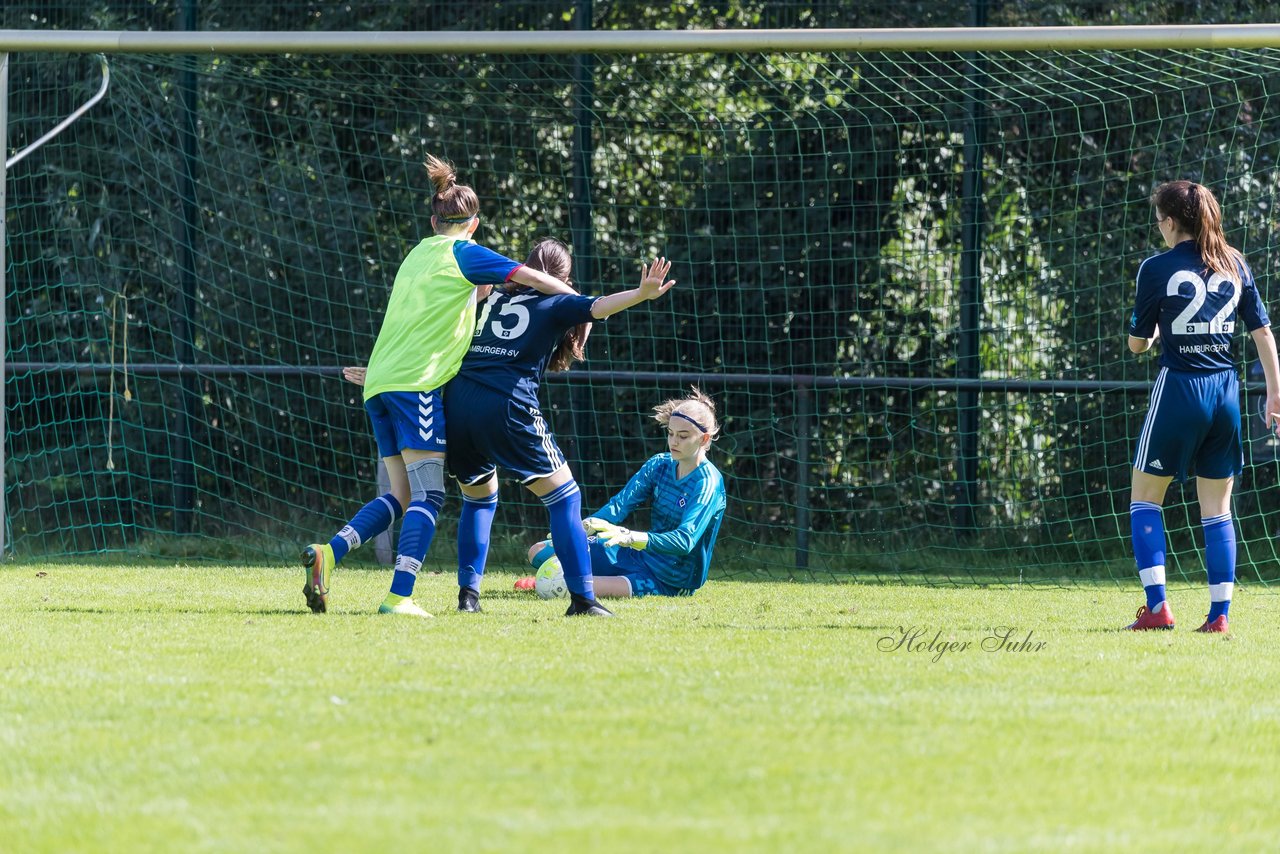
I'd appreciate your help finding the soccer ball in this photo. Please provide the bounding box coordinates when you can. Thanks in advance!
[534,558,567,600]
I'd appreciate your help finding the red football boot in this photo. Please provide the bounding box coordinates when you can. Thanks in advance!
[1195,615,1229,634]
[513,576,536,591]
[1125,603,1175,630]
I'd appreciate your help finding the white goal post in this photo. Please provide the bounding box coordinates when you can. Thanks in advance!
[5,24,1280,54]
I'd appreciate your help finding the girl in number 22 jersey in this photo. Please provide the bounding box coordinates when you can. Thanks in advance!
[1125,180,1280,633]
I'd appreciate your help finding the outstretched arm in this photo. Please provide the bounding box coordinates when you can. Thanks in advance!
[590,257,676,319]
[511,265,577,296]
[1251,324,1280,432]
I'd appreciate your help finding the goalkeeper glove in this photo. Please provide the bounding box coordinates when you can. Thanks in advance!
[601,526,649,550]
[583,517,618,535]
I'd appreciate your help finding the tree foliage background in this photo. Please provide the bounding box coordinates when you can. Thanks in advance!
[7,0,1280,581]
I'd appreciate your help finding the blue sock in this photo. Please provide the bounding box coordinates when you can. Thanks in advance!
[329,493,403,564]
[1131,501,1167,611]
[389,491,444,597]
[541,480,594,600]
[1202,512,1235,621]
[457,492,498,592]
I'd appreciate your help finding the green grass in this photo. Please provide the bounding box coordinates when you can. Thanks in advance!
[1,564,1277,853]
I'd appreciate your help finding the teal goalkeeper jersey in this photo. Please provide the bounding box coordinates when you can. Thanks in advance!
[593,453,727,591]
[363,234,520,400]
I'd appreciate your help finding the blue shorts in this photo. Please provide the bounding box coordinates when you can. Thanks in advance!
[587,538,693,598]
[444,378,566,484]
[1133,367,1242,482]
[365,389,448,457]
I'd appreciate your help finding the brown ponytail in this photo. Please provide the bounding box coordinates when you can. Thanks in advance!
[518,238,590,372]
[424,153,479,226]
[1152,180,1244,282]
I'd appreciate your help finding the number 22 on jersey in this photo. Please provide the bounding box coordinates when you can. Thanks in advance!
[1166,271,1239,335]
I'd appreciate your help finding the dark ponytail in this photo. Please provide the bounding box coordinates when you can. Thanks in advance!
[519,238,590,372]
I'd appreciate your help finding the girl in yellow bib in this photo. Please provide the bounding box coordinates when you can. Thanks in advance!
[302,154,575,617]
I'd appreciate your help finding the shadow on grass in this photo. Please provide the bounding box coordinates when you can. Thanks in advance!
[41,604,324,617]
[696,622,861,632]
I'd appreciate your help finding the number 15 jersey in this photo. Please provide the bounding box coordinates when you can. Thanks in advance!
[1128,239,1270,372]
[459,289,599,408]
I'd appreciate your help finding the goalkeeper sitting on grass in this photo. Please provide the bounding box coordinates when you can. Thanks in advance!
[520,387,727,599]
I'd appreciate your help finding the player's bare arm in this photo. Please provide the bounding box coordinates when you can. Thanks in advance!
[512,264,578,296]
[591,256,676,319]
[1250,324,1280,432]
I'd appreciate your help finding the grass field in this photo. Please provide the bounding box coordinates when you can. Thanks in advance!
[2,563,1278,853]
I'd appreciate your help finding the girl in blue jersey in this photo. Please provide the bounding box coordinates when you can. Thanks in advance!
[1126,180,1280,633]
[341,239,678,616]
[443,241,677,616]
[300,154,575,618]
[524,387,727,599]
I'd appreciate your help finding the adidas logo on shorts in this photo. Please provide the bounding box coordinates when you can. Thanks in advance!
[1149,459,1164,471]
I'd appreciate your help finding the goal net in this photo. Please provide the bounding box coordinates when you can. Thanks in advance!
[7,43,1280,584]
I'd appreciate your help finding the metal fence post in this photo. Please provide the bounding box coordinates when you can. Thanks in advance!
[0,53,8,558]
[569,0,598,488]
[955,0,988,532]
[171,0,201,533]
[795,384,812,571]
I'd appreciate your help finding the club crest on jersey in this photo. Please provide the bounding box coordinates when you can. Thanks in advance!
[678,497,687,508]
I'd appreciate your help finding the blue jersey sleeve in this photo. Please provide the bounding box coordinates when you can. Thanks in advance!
[1237,261,1270,331]
[593,456,661,524]
[542,294,599,325]
[1128,255,1162,339]
[644,471,727,558]
[453,242,522,286]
